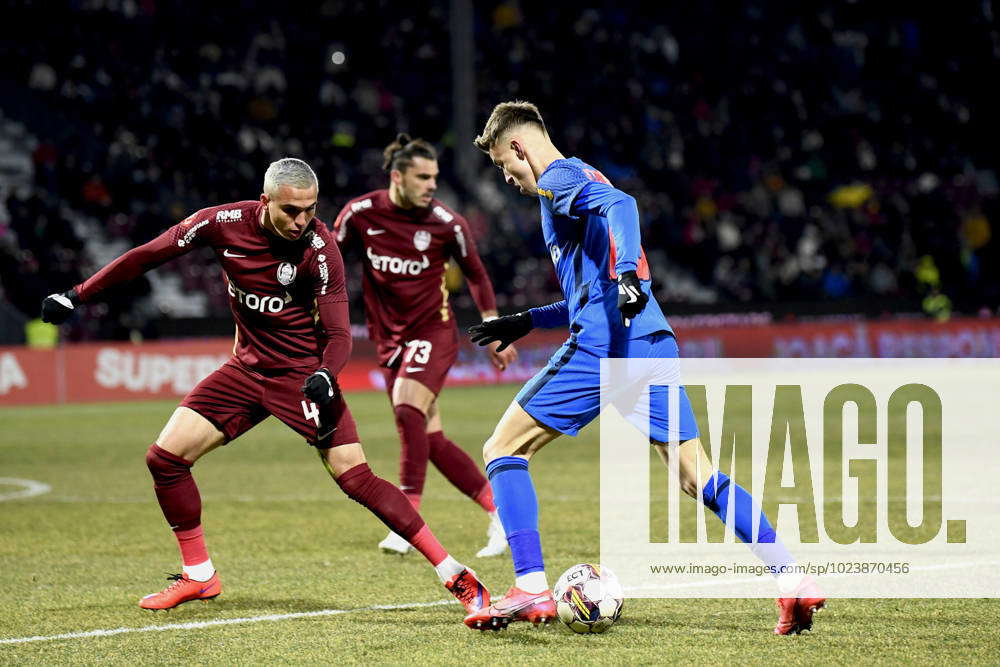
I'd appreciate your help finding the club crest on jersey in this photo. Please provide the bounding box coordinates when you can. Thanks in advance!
[277,262,297,286]
[413,230,432,252]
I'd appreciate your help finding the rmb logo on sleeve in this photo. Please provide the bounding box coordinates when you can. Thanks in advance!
[215,209,243,222]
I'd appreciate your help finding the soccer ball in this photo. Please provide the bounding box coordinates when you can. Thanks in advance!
[553,563,624,633]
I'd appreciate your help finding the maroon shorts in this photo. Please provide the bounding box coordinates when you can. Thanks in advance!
[180,359,359,447]
[378,326,459,397]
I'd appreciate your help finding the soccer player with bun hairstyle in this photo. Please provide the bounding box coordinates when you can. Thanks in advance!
[464,101,825,634]
[334,134,514,558]
[40,158,490,615]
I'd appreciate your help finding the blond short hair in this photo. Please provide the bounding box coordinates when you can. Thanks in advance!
[263,158,318,196]
[473,100,547,152]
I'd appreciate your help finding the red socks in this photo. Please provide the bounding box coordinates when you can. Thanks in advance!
[395,402,494,513]
[394,404,428,508]
[428,431,495,512]
[145,444,208,566]
[336,463,447,565]
[175,525,210,566]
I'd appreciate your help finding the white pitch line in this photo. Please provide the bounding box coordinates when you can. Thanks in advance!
[0,599,457,646]
[4,560,996,646]
[0,478,51,502]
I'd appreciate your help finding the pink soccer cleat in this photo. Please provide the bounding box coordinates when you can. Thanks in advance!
[464,586,556,631]
[774,576,826,635]
[139,572,221,610]
[445,567,491,614]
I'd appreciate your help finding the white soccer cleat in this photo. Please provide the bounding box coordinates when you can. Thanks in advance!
[476,513,508,558]
[378,530,414,555]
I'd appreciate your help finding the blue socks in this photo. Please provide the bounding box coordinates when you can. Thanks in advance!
[702,471,795,573]
[702,471,775,543]
[486,456,544,575]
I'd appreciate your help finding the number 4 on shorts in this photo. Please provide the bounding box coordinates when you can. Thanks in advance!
[301,400,321,426]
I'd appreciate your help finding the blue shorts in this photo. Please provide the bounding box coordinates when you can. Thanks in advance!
[515,332,700,442]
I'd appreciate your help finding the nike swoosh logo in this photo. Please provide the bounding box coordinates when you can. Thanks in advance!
[495,593,551,614]
[223,249,246,257]
[366,228,386,235]
[405,366,425,372]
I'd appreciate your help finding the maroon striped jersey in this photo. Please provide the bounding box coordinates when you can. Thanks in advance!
[74,200,351,374]
[333,189,497,347]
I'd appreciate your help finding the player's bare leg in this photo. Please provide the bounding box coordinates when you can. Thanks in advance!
[466,401,561,630]
[318,442,489,613]
[140,407,225,610]
[653,438,825,634]
[423,400,506,557]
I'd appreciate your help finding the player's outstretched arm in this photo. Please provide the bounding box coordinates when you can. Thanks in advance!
[527,300,569,329]
[39,224,198,323]
[40,289,79,324]
[468,312,532,352]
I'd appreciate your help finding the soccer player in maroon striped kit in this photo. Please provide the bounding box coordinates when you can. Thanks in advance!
[40,158,489,614]
[334,135,515,557]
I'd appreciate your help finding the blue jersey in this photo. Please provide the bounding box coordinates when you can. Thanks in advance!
[531,157,672,345]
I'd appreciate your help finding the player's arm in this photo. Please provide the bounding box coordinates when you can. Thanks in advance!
[570,181,641,275]
[301,242,352,411]
[331,202,357,249]
[41,222,201,324]
[528,300,569,328]
[467,298,569,351]
[448,216,521,369]
[448,216,499,319]
[570,182,650,325]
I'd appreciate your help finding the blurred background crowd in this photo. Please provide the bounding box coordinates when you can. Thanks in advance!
[1,0,998,343]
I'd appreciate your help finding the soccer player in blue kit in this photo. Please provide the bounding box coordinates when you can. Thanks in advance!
[463,101,825,634]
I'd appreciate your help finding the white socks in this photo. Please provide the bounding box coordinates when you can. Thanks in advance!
[183,559,215,582]
[515,571,549,594]
[776,571,805,596]
[434,555,465,583]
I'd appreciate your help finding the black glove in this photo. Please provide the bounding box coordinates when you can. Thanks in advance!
[302,368,336,406]
[468,312,533,352]
[41,289,79,324]
[617,270,649,326]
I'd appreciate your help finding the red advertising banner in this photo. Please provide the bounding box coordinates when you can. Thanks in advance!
[2,316,999,406]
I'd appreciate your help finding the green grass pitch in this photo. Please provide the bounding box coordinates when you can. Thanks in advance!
[1,385,995,664]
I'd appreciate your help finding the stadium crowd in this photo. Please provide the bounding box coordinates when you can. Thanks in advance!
[1,0,998,342]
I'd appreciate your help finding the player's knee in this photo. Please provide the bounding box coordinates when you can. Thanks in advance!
[394,403,427,425]
[482,433,513,464]
[145,444,192,484]
[333,462,377,498]
[679,477,701,499]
